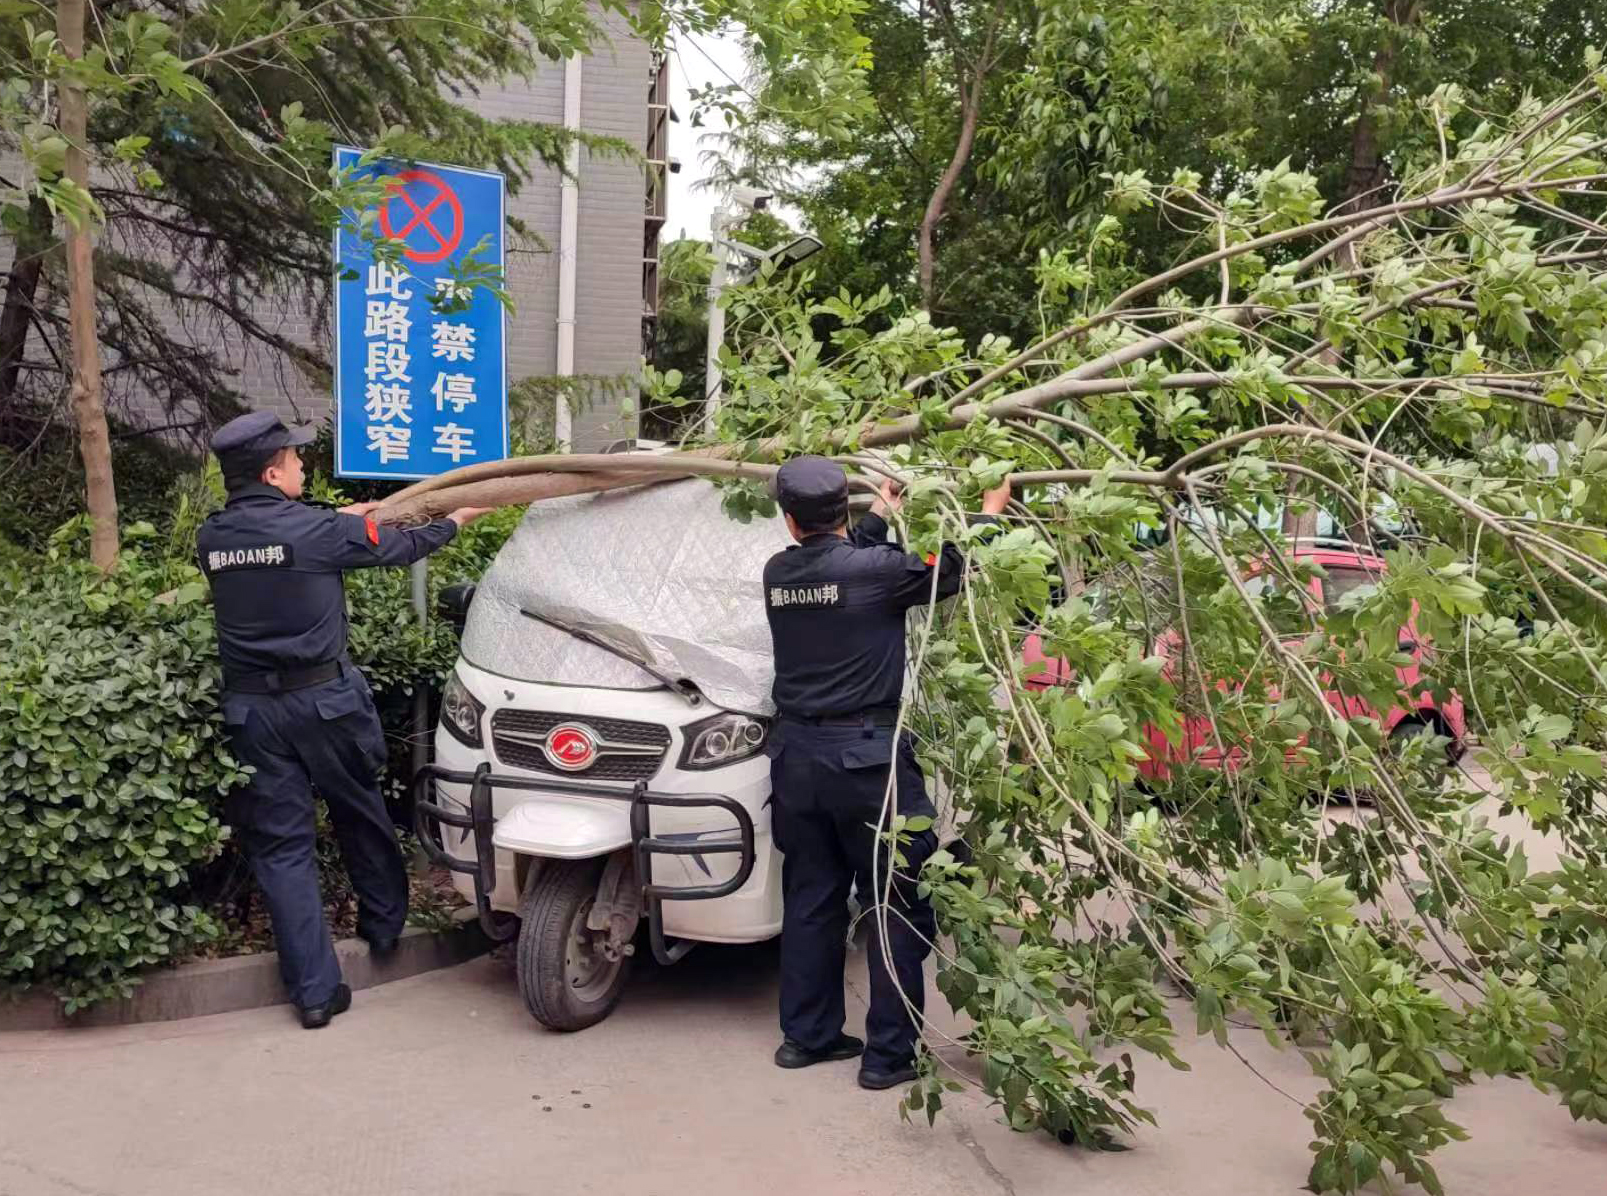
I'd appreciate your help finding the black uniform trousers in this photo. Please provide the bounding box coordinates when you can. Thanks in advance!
[767,718,939,1073]
[220,667,407,1009]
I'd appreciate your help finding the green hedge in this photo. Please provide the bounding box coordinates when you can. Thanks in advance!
[0,484,519,1010]
[0,520,237,1009]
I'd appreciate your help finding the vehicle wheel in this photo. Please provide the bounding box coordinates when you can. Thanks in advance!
[516,859,630,1032]
[1390,719,1451,770]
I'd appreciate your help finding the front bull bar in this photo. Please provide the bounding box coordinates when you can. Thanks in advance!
[412,762,756,962]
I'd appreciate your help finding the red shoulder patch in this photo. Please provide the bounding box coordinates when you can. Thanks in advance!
[364,516,380,546]
[924,552,937,566]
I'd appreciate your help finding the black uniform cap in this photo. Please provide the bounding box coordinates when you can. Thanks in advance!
[774,455,849,529]
[211,410,318,459]
[211,411,317,490]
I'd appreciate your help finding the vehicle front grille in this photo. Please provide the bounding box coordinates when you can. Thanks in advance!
[489,709,671,782]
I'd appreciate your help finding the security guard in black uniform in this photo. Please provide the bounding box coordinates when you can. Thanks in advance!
[199,411,490,1028]
[763,455,1010,1089]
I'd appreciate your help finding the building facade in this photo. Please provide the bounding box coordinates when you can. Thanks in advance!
[2,13,667,457]
[307,27,665,452]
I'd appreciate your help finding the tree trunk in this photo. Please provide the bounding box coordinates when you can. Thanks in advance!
[918,0,1005,313]
[1341,1,1424,211]
[1280,491,1321,540]
[1342,69,1388,211]
[380,469,672,525]
[918,66,985,312]
[1284,0,1420,541]
[57,0,119,569]
[0,197,52,408]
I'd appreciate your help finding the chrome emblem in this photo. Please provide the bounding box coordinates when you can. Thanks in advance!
[543,724,598,772]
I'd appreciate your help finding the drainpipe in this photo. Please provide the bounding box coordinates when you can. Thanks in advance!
[555,53,581,450]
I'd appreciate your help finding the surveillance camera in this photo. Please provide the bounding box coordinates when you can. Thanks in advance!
[730,185,773,211]
[667,157,682,174]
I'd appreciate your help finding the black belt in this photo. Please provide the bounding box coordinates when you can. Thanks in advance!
[783,707,900,727]
[225,660,343,695]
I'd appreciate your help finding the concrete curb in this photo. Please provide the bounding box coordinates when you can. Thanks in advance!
[0,910,494,1032]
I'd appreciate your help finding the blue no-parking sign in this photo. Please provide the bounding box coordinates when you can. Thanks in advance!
[332,147,508,480]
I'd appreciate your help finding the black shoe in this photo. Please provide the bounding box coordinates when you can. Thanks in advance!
[298,983,352,1029]
[364,934,400,959]
[858,1062,919,1090]
[774,1034,865,1069]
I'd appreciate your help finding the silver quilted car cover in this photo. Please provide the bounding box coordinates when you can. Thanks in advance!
[458,479,794,714]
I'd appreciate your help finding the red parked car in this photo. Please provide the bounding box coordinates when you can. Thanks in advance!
[1022,542,1467,781]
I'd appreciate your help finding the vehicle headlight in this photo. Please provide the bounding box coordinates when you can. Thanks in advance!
[440,670,485,748]
[679,711,768,770]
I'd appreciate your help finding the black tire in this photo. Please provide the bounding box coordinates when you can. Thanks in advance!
[1390,718,1451,770]
[516,859,630,1032]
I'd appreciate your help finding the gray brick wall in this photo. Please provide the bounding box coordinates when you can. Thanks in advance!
[1,7,654,455]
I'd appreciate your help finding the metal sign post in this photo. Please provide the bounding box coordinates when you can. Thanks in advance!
[410,558,429,779]
[332,148,508,788]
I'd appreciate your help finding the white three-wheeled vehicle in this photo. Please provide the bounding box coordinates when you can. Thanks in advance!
[413,479,798,1030]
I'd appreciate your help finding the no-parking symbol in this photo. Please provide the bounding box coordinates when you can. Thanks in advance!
[378,169,465,265]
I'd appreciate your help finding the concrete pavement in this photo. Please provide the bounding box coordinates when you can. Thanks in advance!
[2,925,1601,1196]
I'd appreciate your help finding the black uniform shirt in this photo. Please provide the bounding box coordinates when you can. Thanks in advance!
[763,511,979,718]
[197,483,457,677]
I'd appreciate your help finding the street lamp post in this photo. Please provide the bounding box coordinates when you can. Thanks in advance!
[701,189,822,434]
[703,206,736,428]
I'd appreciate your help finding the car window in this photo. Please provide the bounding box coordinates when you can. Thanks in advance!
[1243,571,1314,636]
[1322,566,1381,614]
